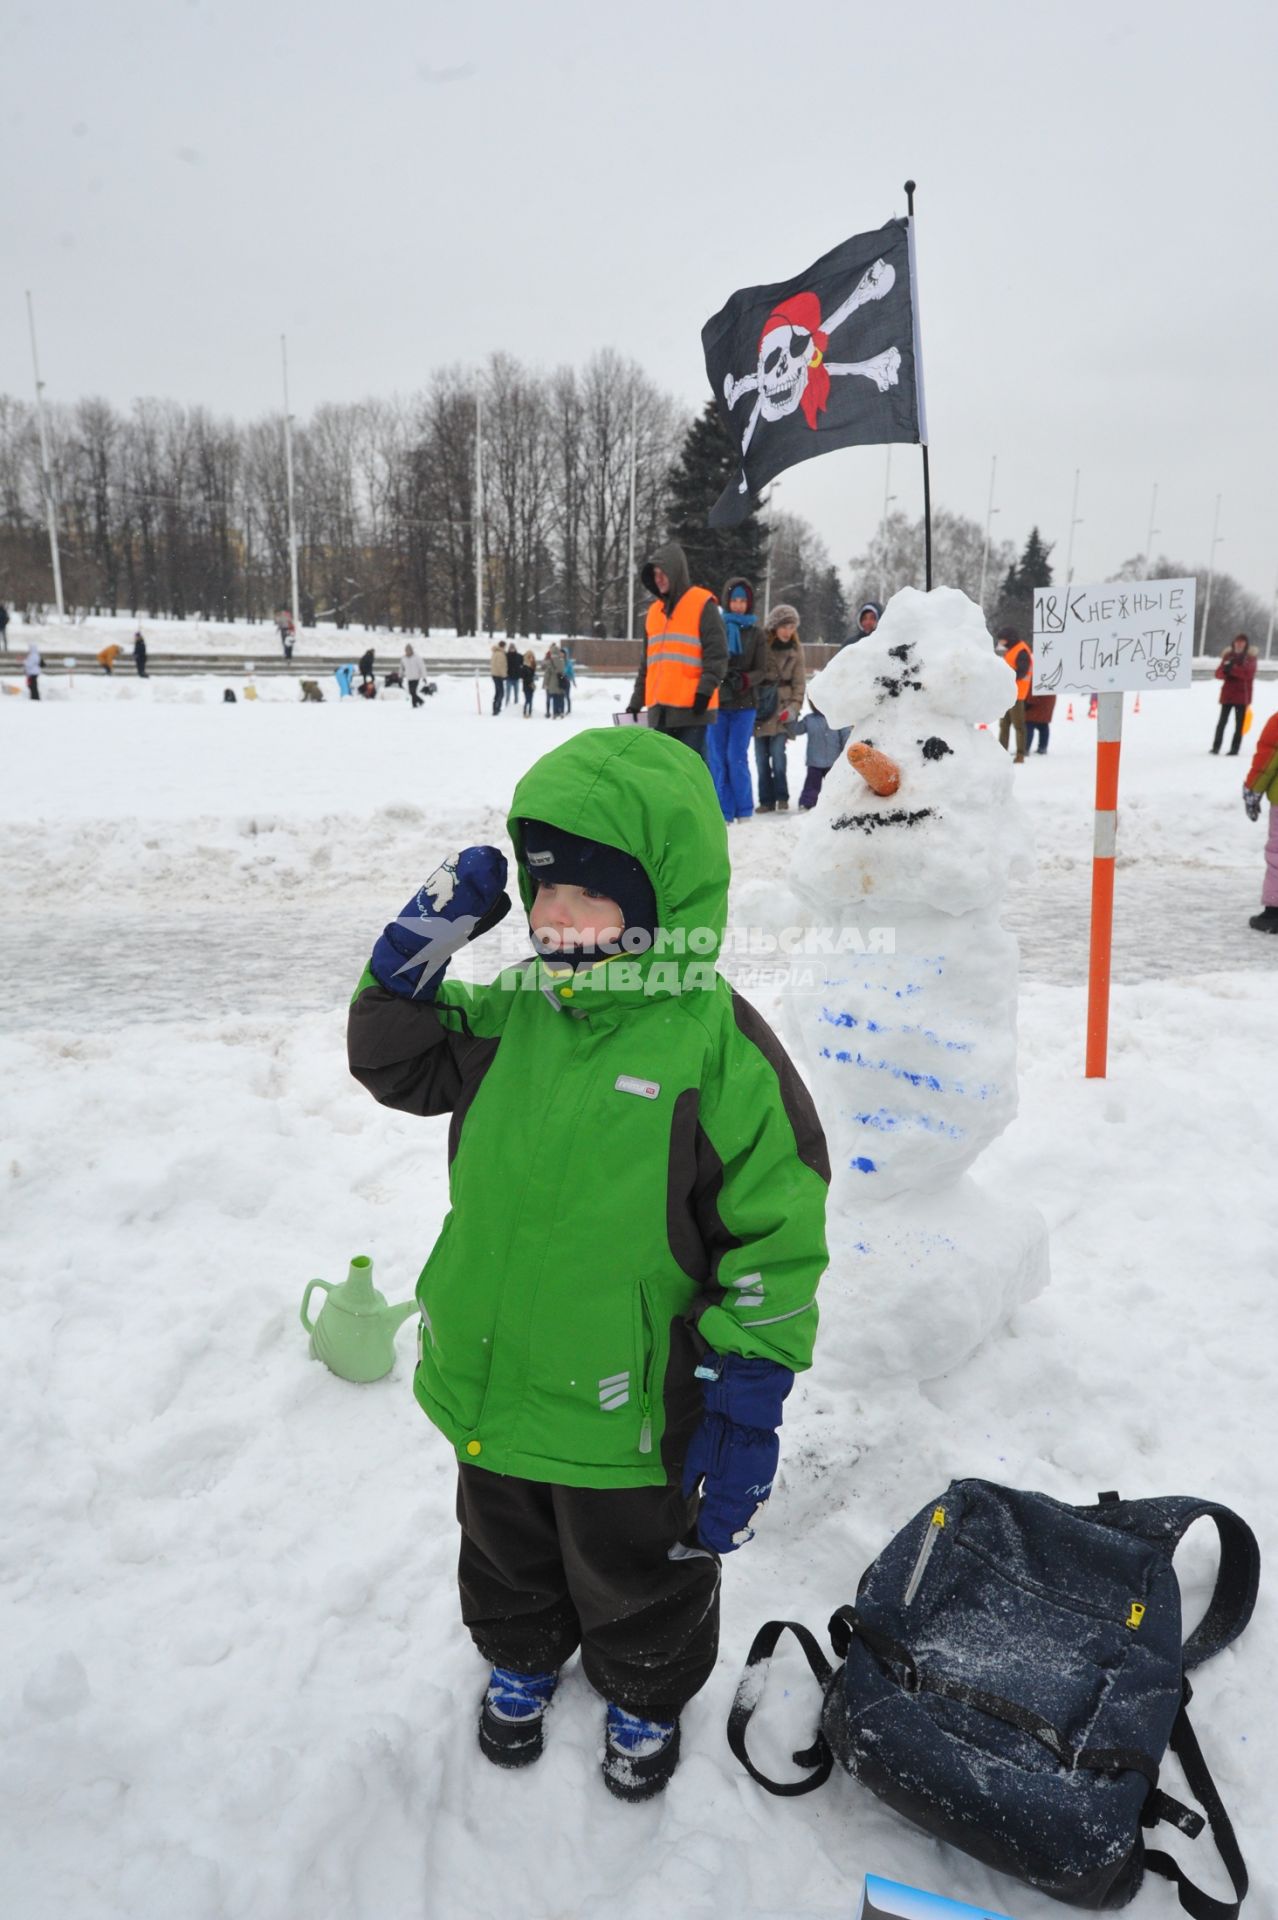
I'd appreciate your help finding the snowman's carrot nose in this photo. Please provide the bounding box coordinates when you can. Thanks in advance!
[847,741,901,796]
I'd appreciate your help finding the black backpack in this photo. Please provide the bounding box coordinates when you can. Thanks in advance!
[729,1480,1258,1915]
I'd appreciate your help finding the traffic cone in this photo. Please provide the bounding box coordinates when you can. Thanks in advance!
[1133,694,1141,714]
[1088,694,1098,719]
[1066,702,1075,722]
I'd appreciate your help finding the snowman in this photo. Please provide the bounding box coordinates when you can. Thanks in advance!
[766,587,1049,1381]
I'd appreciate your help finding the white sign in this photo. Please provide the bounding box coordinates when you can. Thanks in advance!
[1032,578,1196,694]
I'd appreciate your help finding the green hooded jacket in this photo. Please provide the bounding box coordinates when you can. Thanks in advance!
[347,727,830,1490]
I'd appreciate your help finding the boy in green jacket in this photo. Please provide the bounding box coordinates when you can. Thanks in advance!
[347,727,829,1800]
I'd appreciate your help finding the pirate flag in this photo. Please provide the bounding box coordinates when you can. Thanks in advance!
[703,219,926,528]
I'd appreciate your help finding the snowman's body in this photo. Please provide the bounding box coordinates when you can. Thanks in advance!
[780,587,1048,1379]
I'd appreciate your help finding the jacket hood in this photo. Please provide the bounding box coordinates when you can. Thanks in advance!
[858,601,883,623]
[641,541,691,604]
[508,728,730,997]
[721,576,755,616]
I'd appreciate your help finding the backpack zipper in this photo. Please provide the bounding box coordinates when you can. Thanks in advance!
[903,1505,946,1606]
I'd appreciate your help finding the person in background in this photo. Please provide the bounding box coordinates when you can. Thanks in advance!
[705,577,762,823]
[276,609,296,660]
[0,602,10,653]
[1212,634,1257,756]
[845,600,882,644]
[490,639,508,715]
[794,697,851,810]
[995,626,1033,763]
[403,642,427,708]
[561,648,576,716]
[1023,690,1056,755]
[97,642,122,675]
[543,643,567,719]
[505,642,522,707]
[24,638,41,699]
[626,541,727,757]
[521,649,536,717]
[1242,705,1278,932]
[358,646,377,694]
[754,604,806,812]
[334,662,356,698]
[133,629,149,679]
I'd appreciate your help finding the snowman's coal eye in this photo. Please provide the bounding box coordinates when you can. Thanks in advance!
[921,736,952,761]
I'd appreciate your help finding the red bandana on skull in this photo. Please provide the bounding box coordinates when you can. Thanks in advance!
[758,291,829,429]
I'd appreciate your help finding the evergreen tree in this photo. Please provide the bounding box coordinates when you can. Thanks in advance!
[663,402,766,593]
[993,526,1054,639]
[812,565,849,645]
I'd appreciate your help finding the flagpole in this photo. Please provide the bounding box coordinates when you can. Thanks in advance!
[281,335,301,644]
[903,180,931,590]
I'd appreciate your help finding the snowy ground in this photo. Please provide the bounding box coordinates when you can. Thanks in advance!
[3,667,1276,1920]
[5,610,534,663]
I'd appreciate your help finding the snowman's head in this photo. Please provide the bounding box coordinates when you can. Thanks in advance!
[808,587,1011,733]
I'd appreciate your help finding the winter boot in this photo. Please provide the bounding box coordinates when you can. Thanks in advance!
[1248,906,1278,934]
[478,1666,559,1768]
[756,801,776,814]
[776,799,790,811]
[601,1704,681,1802]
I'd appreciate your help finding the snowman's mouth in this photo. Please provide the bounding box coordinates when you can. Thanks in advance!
[830,807,936,834]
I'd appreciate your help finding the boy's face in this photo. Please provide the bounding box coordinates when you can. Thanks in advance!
[530,880,624,953]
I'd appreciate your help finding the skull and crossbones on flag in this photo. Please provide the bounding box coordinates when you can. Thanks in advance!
[702,219,926,528]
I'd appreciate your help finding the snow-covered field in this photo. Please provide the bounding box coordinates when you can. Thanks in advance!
[3,664,1276,1920]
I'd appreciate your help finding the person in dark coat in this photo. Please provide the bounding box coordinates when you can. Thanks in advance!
[505,643,522,706]
[705,577,763,822]
[358,646,376,691]
[133,629,149,679]
[0,603,10,653]
[1212,635,1257,756]
[1024,692,1056,755]
[844,600,882,645]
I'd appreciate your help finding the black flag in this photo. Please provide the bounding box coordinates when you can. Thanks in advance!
[702,219,926,528]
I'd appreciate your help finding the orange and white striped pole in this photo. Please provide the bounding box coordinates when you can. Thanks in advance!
[1085,691,1124,1077]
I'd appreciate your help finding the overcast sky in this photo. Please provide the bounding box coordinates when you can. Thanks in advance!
[6,0,1277,609]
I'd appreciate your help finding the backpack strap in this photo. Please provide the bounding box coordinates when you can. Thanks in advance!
[1144,1680,1249,1920]
[1089,1494,1260,1668]
[726,1619,835,1797]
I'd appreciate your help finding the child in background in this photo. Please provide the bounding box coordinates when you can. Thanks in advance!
[347,728,829,1800]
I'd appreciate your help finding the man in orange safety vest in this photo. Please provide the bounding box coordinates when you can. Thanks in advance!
[995,625,1034,764]
[627,542,727,757]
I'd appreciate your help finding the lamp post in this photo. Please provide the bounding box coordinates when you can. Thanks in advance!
[878,447,896,603]
[1143,482,1160,574]
[1198,494,1223,655]
[281,336,301,642]
[626,392,638,642]
[1064,468,1083,585]
[977,453,999,613]
[763,481,782,615]
[474,392,484,640]
[26,292,65,620]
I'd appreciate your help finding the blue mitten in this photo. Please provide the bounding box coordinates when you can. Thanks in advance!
[370,847,510,1000]
[681,1354,794,1553]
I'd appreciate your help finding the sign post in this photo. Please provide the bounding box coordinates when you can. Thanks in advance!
[1032,578,1196,1078]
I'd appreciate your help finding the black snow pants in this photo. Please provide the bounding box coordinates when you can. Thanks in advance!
[456,1466,720,1718]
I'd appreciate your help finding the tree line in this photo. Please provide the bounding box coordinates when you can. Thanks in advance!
[0,365,846,641]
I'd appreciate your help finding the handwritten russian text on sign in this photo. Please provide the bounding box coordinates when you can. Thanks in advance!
[1032,579,1196,694]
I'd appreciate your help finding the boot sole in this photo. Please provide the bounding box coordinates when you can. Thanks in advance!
[601,1723,681,1801]
[478,1708,546,1769]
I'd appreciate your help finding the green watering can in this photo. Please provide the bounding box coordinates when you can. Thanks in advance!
[300,1255,419,1384]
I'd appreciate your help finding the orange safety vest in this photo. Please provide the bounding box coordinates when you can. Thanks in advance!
[644,587,719,712]
[1006,642,1033,702]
